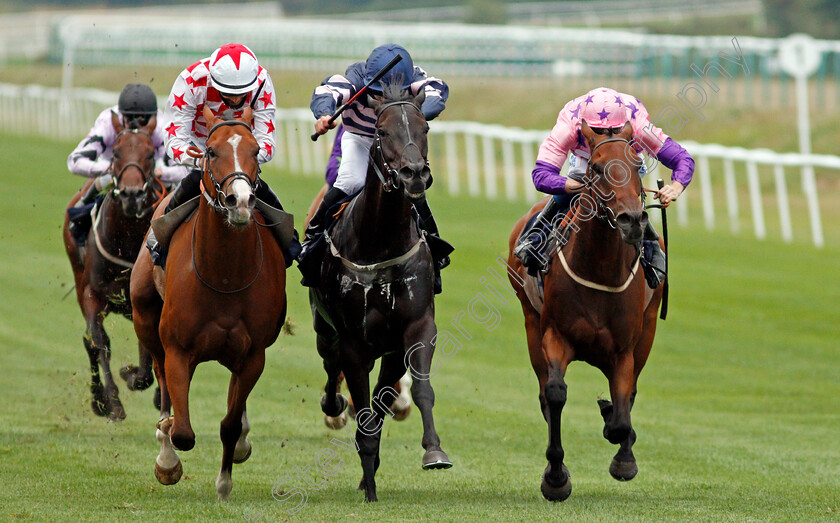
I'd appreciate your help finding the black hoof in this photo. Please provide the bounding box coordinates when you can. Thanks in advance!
[541,464,572,502]
[422,449,453,470]
[320,393,348,417]
[90,398,110,417]
[107,401,126,422]
[153,387,162,411]
[120,364,153,391]
[609,457,638,481]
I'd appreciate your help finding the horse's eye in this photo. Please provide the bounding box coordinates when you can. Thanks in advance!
[206,148,215,158]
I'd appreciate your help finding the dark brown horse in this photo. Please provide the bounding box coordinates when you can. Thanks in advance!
[130,107,288,499]
[63,113,165,421]
[508,121,664,501]
[310,84,451,502]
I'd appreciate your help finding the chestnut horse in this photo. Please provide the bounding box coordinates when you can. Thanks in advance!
[131,107,287,499]
[62,113,165,421]
[310,84,451,502]
[508,121,664,501]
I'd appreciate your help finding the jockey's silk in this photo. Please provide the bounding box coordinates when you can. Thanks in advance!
[533,88,694,195]
[67,105,188,184]
[310,62,448,138]
[163,58,276,168]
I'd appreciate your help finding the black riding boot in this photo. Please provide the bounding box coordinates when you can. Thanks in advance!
[413,198,454,295]
[513,195,567,276]
[75,181,101,208]
[298,186,348,287]
[641,222,666,289]
[255,181,302,266]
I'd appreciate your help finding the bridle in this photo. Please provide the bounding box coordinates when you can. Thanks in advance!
[201,120,260,213]
[582,136,643,230]
[370,101,428,192]
[110,128,164,217]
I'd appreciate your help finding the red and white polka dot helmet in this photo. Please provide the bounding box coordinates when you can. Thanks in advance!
[208,43,260,96]
[580,87,630,129]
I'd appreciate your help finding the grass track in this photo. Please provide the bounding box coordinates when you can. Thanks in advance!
[0,132,838,521]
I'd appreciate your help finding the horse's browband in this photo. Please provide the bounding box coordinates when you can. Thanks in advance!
[207,120,252,140]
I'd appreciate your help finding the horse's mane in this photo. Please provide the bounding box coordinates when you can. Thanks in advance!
[378,76,413,104]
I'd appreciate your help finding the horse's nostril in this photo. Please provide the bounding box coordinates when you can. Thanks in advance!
[247,194,256,209]
[224,194,237,209]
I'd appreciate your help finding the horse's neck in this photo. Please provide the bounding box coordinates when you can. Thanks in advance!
[193,201,260,281]
[565,213,636,282]
[341,169,417,264]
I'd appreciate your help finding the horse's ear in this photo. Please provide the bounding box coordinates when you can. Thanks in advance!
[240,106,253,127]
[111,110,124,134]
[203,105,217,129]
[412,89,426,110]
[143,114,157,134]
[367,93,383,114]
[580,120,597,148]
[619,121,633,140]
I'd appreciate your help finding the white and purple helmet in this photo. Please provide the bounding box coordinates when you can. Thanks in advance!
[208,43,260,96]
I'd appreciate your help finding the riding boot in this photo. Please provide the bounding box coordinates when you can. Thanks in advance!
[641,222,666,289]
[413,198,454,295]
[513,195,569,277]
[298,186,348,287]
[147,169,202,266]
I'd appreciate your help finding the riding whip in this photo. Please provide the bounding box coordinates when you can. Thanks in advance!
[310,54,404,142]
[657,178,669,320]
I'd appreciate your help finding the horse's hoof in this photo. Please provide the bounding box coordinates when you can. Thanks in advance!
[120,364,153,391]
[541,464,572,502]
[153,387,162,411]
[391,403,411,421]
[154,460,183,485]
[324,412,347,430]
[320,393,348,417]
[609,458,638,481]
[364,493,378,503]
[90,398,110,417]
[233,439,252,464]
[107,403,127,422]
[422,449,453,470]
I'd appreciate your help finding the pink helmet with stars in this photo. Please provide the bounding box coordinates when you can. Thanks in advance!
[580,87,630,129]
[208,43,260,96]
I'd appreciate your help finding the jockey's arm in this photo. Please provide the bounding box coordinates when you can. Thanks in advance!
[251,73,277,165]
[532,114,581,195]
[67,108,113,178]
[411,67,448,121]
[653,138,694,204]
[163,72,200,169]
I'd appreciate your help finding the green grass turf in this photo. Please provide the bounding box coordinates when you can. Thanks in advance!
[0,132,838,521]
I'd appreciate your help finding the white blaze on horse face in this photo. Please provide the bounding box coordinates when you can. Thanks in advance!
[227,134,243,172]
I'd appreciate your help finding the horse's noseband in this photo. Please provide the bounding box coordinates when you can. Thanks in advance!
[203,120,260,212]
[371,101,428,192]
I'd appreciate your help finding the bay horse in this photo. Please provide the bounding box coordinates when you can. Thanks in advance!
[310,83,451,502]
[62,113,165,421]
[507,121,664,501]
[130,107,287,499]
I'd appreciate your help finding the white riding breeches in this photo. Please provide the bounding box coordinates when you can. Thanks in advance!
[333,131,374,195]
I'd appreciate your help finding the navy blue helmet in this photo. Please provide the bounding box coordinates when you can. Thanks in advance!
[365,44,415,92]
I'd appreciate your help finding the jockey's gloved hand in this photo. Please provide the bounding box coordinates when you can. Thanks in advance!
[89,158,112,177]
[94,174,113,191]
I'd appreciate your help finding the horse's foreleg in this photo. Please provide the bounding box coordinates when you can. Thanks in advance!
[151,353,181,485]
[540,326,572,502]
[404,319,452,471]
[340,350,379,502]
[164,351,196,451]
[603,351,635,446]
[82,293,125,421]
[217,349,264,501]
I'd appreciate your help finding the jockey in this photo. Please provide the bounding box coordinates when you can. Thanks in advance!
[148,42,299,265]
[301,44,452,293]
[67,83,188,241]
[513,87,695,288]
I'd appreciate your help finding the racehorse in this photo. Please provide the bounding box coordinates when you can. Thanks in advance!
[310,82,451,502]
[62,113,165,421]
[130,107,288,499]
[304,185,412,430]
[507,121,665,501]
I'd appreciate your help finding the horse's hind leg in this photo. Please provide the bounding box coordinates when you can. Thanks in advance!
[83,336,108,417]
[540,326,573,502]
[120,341,155,391]
[404,319,452,471]
[217,349,265,500]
